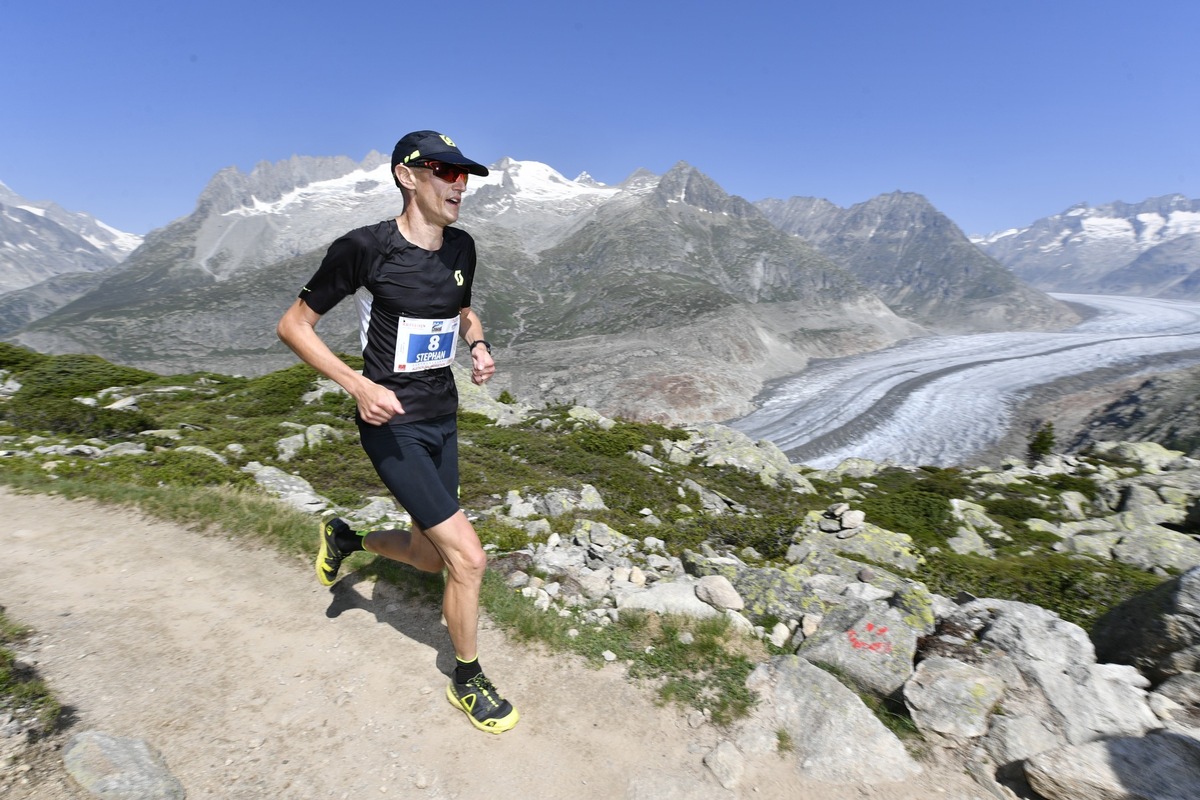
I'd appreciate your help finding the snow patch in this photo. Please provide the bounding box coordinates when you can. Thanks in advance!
[1165,210,1200,237]
[1080,216,1134,240]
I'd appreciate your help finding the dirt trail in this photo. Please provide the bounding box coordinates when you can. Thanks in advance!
[0,488,983,799]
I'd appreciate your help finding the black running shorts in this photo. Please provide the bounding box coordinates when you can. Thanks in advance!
[357,414,460,530]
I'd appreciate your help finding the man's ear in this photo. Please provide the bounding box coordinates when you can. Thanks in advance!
[394,164,417,191]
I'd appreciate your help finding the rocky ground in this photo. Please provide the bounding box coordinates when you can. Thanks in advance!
[0,488,989,800]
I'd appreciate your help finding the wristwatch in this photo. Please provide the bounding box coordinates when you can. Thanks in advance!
[469,340,492,354]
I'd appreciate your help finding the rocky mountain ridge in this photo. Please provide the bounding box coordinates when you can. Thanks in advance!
[0,181,143,331]
[974,194,1200,299]
[756,192,1079,333]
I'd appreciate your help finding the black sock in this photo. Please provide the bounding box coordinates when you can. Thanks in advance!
[334,526,365,554]
[455,657,483,684]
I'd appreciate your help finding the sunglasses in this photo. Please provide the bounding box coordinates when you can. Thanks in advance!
[410,160,470,184]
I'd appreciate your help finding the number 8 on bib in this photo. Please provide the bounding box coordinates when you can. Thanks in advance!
[394,316,459,372]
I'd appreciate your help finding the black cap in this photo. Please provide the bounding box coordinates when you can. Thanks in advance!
[390,130,489,186]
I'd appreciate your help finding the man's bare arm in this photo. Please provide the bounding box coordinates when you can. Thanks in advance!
[276,299,405,424]
[459,306,495,386]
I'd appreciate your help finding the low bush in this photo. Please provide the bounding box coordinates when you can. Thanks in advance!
[920,550,1162,628]
[218,363,321,418]
[680,513,801,561]
[982,497,1048,522]
[12,354,157,400]
[1040,473,1101,500]
[2,396,157,438]
[0,342,49,374]
[56,450,252,489]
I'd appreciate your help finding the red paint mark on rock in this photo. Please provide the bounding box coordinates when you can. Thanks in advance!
[847,623,894,655]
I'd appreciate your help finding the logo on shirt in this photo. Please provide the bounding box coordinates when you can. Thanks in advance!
[454,270,463,286]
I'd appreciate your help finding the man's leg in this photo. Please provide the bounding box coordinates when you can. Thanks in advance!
[366,511,516,732]
[361,512,484,660]
[361,523,446,574]
[351,416,517,732]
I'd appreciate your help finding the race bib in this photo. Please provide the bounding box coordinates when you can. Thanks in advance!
[393,316,459,372]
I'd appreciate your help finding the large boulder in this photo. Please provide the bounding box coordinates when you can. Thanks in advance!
[903,656,1005,740]
[1088,441,1188,473]
[684,553,824,624]
[922,597,1160,775]
[1024,731,1200,800]
[677,423,816,492]
[793,512,924,572]
[796,600,919,698]
[734,656,921,785]
[1092,566,1200,682]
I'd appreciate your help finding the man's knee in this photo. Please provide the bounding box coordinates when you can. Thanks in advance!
[428,514,487,578]
[451,523,488,579]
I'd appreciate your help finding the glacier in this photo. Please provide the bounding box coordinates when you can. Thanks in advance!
[731,294,1200,468]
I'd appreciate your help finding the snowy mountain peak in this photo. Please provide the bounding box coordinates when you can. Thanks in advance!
[573,171,604,187]
[462,159,625,226]
[172,154,643,279]
[469,159,616,201]
[0,182,142,262]
[975,193,1200,298]
[0,180,142,296]
[974,195,1200,249]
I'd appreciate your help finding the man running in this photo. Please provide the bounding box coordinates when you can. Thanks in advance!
[276,130,517,734]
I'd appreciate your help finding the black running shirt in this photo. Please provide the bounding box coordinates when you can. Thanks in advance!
[298,219,477,424]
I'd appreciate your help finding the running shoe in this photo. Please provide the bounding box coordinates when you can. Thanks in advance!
[446,673,520,734]
[316,517,349,586]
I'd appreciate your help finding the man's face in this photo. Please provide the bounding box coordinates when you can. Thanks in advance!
[407,160,469,226]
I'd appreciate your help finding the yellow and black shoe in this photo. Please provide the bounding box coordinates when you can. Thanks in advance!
[316,517,349,586]
[446,673,520,734]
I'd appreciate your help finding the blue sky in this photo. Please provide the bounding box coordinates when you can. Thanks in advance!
[2,0,1198,237]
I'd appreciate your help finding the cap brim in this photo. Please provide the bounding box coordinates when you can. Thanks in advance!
[427,152,489,177]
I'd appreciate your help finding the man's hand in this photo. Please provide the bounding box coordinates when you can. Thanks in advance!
[471,347,495,386]
[352,380,405,425]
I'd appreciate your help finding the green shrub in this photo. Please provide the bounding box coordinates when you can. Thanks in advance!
[2,396,157,437]
[680,514,799,561]
[570,426,644,458]
[60,450,252,489]
[1028,422,1056,462]
[476,517,533,552]
[13,354,157,401]
[460,416,677,515]
[983,497,1050,523]
[920,550,1163,627]
[1040,473,1101,500]
[0,609,61,730]
[458,410,495,430]
[285,438,389,508]
[858,488,953,549]
[0,342,49,374]
[320,390,358,420]
[219,364,320,417]
[845,467,973,549]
